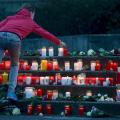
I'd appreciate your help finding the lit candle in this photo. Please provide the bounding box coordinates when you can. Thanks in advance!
[95,61,101,71]
[0,61,5,70]
[91,61,96,71]
[65,61,70,71]
[117,89,120,101]
[77,59,83,70]
[74,62,78,71]
[31,61,38,70]
[86,90,92,97]
[2,72,8,84]
[37,89,43,97]
[17,75,24,85]
[48,47,54,57]
[41,60,47,71]
[58,47,63,56]
[47,90,53,100]
[41,47,47,57]
[0,75,3,84]
[112,62,118,71]
[25,76,32,85]
[25,87,35,98]
[52,90,58,100]
[65,92,71,98]
[5,61,11,70]
[23,61,28,70]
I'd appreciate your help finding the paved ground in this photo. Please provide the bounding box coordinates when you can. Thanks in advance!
[0,116,119,120]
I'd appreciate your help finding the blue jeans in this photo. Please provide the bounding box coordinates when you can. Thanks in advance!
[0,32,21,101]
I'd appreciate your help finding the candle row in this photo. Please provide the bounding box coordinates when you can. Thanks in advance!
[18,74,114,86]
[24,87,114,102]
[27,104,85,116]
[0,60,118,72]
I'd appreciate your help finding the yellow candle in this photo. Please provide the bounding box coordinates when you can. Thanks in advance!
[41,60,47,71]
[2,72,8,84]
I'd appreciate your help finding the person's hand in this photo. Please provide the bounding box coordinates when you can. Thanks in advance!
[59,41,66,47]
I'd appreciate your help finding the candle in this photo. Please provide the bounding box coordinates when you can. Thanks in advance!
[74,62,78,71]
[46,104,52,115]
[61,77,67,85]
[41,60,47,71]
[65,92,71,98]
[77,59,83,70]
[0,75,3,84]
[86,90,92,97]
[117,89,120,101]
[23,61,28,70]
[49,76,55,85]
[47,61,53,71]
[55,73,61,85]
[91,61,96,71]
[2,72,8,84]
[65,61,70,71]
[36,105,43,114]
[79,106,85,116]
[106,60,113,71]
[17,75,24,85]
[44,76,49,85]
[98,77,105,86]
[25,87,35,98]
[0,61,5,70]
[41,47,47,57]
[64,105,72,116]
[95,61,101,71]
[47,90,53,100]
[27,105,33,115]
[52,90,58,100]
[19,60,24,70]
[66,76,72,85]
[26,65,31,70]
[5,61,11,70]
[58,47,63,56]
[40,77,44,85]
[48,47,54,57]
[63,48,68,56]
[25,76,32,85]
[77,74,86,85]
[37,89,43,97]
[112,62,118,71]
[31,61,38,70]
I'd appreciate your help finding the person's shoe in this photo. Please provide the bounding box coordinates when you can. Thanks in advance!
[7,91,18,101]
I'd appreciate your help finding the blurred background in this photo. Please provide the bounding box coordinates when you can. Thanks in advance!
[0,0,120,52]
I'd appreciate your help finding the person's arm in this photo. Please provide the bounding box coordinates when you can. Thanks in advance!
[33,23,61,45]
[0,18,8,28]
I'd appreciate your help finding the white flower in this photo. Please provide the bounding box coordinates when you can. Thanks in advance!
[12,107,21,115]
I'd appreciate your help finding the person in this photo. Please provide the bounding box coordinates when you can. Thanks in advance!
[0,3,66,101]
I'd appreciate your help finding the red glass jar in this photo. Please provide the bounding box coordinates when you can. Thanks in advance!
[46,104,52,115]
[36,105,42,113]
[0,61,5,70]
[49,76,55,85]
[27,105,33,115]
[79,106,85,116]
[112,62,118,71]
[47,90,53,100]
[17,75,24,85]
[0,75,3,84]
[37,89,43,97]
[98,77,105,86]
[47,62,53,71]
[5,61,11,70]
[63,48,68,56]
[64,105,72,116]
[95,62,101,71]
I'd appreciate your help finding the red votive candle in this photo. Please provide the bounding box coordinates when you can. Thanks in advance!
[46,104,52,115]
[36,105,43,113]
[64,105,72,116]
[37,89,43,97]
[0,75,3,84]
[112,62,118,71]
[0,61,5,70]
[79,106,85,116]
[47,90,53,100]
[27,105,33,115]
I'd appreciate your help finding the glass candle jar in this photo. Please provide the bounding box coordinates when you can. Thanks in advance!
[48,47,54,57]
[77,59,83,70]
[41,60,47,71]
[2,72,8,84]
[5,61,11,70]
[58,47,64,56]
[91,61,96,71]
[25,76,32,85]
[65,61,70,71]
[41,47,47,57]
[24,87,35,99]
[31,61,38,70]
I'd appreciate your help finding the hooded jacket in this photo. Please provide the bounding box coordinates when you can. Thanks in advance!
[0,8,60,45]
